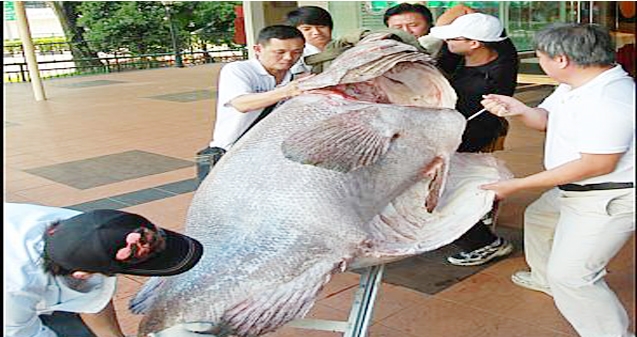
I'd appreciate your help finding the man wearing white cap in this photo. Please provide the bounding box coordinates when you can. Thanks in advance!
[427,9,519,266]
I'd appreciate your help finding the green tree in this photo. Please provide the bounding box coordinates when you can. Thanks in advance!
[77,1,170,55]
[75,1,241,56]
[181,1,240,45]
[47,1,103,68]
[174,1,241,62]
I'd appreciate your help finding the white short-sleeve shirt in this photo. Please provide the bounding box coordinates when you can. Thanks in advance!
[538,65,635,184]
[5,203,117,337]
[209,59,293,150]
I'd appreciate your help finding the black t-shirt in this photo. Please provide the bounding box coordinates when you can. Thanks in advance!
[440,38,519,152]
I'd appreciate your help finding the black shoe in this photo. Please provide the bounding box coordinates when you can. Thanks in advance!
[447,238,513,266]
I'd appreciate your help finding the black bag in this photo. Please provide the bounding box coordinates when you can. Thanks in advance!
[195,103,278,185]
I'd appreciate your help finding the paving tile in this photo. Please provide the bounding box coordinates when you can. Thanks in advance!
[377,297,576,337]
[57,79,127,88]
[153,178,198,194]
[146,89,214,102]
[109,188,175,205]
[67,198,131,211]
[26,150,194,189]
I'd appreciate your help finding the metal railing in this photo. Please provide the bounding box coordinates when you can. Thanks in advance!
[3,36,248,83]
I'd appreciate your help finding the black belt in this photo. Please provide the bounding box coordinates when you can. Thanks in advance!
[558,182,634,191]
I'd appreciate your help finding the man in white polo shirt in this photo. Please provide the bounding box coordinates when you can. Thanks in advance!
[481,23,634,337]
[196,25,306,184]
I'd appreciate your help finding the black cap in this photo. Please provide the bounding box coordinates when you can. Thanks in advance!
[45,209,203,276]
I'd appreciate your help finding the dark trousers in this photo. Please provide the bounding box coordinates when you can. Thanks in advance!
[452,221,498,252]
[195,146,226,186]
[40,311,96,337]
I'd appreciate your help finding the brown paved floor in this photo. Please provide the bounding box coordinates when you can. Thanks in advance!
[4,64,634,336]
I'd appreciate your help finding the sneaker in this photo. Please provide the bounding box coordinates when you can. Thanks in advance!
[447,237,514,266]
[511,271,552,296]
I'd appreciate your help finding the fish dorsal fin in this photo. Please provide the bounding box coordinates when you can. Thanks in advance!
[282,108,398,173]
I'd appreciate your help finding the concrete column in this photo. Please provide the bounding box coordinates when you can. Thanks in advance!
[15,1,46,101]
[243,1,265,59]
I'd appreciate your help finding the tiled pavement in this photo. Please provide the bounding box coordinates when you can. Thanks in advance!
[4,64,634,337]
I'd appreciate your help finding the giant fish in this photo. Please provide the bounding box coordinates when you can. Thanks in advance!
[131,33,512,337]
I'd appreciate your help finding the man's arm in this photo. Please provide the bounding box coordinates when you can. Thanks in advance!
[79,300,126,337]
[481,153,624,199]
[228,80,303,113]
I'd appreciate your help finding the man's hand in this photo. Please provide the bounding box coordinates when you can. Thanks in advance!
[278,75,316,99]
[435,4,477,26]
[480,94,527,117]
[480,178,525,200]
[481,94,549,131]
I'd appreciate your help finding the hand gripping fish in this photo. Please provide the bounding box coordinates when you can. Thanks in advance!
[131,33,512,337]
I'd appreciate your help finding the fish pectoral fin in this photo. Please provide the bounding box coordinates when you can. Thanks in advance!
[282,108,398,173]
[422,156,447,213]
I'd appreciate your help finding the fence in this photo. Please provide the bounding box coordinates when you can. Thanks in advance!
[3,38,248,83]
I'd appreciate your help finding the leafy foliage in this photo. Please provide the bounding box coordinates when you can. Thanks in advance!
[179,1,240,46]
[77,2,169,54]
[75,1,241,55]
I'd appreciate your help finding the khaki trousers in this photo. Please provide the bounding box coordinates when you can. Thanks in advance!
[524,187,635,337]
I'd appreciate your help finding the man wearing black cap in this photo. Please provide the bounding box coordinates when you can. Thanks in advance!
[5,203,204,337]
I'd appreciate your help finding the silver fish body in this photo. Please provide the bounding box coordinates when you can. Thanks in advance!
[133,36,510,337]
[136,94,465,336]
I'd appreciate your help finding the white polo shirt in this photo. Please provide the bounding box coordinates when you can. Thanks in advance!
[5,203,117,337]
[209,59,293,150]
[538,65,635,184]
[291,43,322,75]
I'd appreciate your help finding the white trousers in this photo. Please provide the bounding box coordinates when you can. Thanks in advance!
[524,187,635,337]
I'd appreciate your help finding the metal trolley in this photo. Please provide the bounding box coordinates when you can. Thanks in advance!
[286,264,385,337]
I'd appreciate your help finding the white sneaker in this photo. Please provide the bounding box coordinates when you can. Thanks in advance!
[511,271,552,296]
[447,237,514,266]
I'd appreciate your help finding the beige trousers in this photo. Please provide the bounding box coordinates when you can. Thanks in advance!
[524,187,635,337]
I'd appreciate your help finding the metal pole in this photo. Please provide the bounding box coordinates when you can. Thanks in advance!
[163,3,184,68]
[15,1,46,101]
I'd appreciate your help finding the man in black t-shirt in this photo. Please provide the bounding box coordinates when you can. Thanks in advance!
[429,10,519,266]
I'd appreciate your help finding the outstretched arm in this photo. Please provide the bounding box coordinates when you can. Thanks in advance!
[481,153,624,199]
[228,79,305,112]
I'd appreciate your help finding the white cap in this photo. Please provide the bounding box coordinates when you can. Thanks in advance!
[429,13,507,42]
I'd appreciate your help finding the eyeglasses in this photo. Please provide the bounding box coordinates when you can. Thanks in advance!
[445,37,471,42]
